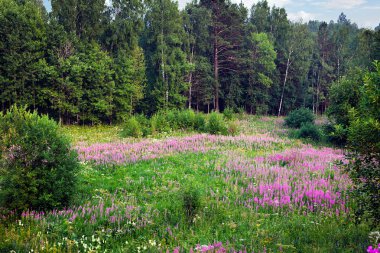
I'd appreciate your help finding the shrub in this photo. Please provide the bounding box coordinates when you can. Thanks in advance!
[297,123,321,141]
[223,107,234,120]
[345,117,380,226]
[207,112,227,135]
[285,108,315,128]
[333,62,380,226]
[135,114,151,137]
[323,123,347,146]
[194,113,206,132]
[151,111,171,134]
[0,106,79,213]
[165,109,179,130]
[177,109,195,130]
[121,116,143,138]
[345,153,380,226]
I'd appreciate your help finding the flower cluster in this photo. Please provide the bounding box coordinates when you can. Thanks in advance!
[75,134,286,166]
[368,244,380,253]
[214,146,350,215]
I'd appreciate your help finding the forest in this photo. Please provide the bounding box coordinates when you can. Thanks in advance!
[1,0,379,124]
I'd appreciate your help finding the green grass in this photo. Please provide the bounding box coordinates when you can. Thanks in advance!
[0,115,372,252]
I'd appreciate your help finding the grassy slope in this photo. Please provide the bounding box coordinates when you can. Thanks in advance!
[1,116,370,252]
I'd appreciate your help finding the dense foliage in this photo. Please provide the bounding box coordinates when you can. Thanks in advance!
[296,122,321,141]
[328,61,380,226]
[121,110,233,137]
[0,106,79,213]
[346,63,380,226]
[1,0,380,123]
[285,108,315,128]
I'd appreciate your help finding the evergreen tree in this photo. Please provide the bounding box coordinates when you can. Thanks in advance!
[113,47,146,120]
[143,0,190,112]
[0,0,47,112]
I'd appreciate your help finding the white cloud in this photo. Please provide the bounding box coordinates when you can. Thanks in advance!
[288,10,316,22]
[265,0,292,7]
[314,0,366,9]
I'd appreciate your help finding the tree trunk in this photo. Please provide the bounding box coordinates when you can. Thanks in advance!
[188,46,194,109]
[316,69,321,115]
[213,28,219,112]
[160,11,167,108]
[278,51,292,117]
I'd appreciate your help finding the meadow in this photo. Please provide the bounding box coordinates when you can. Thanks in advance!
[0,116,371,252]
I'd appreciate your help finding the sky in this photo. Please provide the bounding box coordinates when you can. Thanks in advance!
[43,0,379,29]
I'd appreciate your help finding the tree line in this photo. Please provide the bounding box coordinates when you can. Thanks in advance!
[1,0,379,124]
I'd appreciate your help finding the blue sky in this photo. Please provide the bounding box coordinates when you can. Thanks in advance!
[43,0,379,29]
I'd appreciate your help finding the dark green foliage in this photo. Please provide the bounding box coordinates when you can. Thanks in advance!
[346,117,380,226]
[335,61,380,226]
[194,113,206,132]
[327,69,363,127]
[0,106,79,213]
[297,123,321,141]
[207,112,228,135]
[142,0,190,112]
[121,116,143,138]
[348,118,380,155]
[345,153,380,226]
[285,108,315,128]
[323,123,347,146]
[1,0,378,122]
[0,0,47,111]
[181,186,201,224]
[113,47,146,121]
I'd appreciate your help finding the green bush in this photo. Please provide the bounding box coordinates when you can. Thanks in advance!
[135,114,151,136]
[121,116,143,138]
[323,123,347,146]
[0,106,79,213]
[177,109,195,130]
[346,117,380,226]
[297,123,321,141]
[193,113,206,132]
[223,107,234,120]
[331,61,380,226]
[207,112,227,135]
[285,108,315,128]
[151,111,171,134]
[165,109,179,130]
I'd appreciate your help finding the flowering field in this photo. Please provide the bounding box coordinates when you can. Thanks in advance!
[0,117,371,252]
